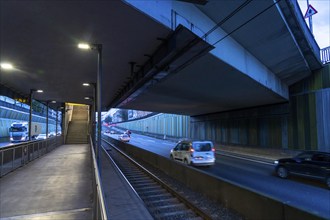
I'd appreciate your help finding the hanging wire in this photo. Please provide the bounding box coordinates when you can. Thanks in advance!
[211,0,282,46]
[201,0,254,39]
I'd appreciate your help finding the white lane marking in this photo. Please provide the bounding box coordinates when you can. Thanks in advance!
[144,139,155,143]
[218,152,275,166]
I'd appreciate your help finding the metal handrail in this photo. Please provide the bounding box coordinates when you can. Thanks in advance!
[321,46,330,64]
[0,136,62,177]
[89,136,108,220]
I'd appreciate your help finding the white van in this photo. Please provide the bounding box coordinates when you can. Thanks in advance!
[170,140,216,166]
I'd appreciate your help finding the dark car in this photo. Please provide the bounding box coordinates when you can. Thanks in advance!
[274,151,330,188]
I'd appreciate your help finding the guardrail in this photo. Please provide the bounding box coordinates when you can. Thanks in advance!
[0,136,63,177]
[321,46,330,64]
[89,136,108,220]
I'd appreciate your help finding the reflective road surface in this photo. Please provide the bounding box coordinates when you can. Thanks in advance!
[106,132,330,219]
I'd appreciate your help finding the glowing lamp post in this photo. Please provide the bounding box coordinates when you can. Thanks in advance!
[78,43,103,174]
[28,89,43,140]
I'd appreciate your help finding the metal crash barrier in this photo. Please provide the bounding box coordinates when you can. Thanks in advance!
[321,46,330,64]
[0,136,63,177]
[90,136,108,220]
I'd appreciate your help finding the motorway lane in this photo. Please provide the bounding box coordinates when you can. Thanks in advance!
[107,132,330,219]
[0,142,13,148]
[109,131,175,156]
[208,157,330,217]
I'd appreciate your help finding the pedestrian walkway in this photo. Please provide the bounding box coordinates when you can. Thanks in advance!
[0,143,154,220]
[0,144,93,219]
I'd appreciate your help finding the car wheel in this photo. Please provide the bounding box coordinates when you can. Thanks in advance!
[326,176,330,188]
[277,166,288,178]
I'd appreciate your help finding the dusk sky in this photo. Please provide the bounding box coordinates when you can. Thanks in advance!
[298,0,330,49]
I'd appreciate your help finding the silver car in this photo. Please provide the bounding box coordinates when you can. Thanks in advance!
[170,140,216,166]
[118,133,130,142]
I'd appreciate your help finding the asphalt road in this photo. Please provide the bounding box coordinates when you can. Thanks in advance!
[107,131,330,219]
[0,142,13,148]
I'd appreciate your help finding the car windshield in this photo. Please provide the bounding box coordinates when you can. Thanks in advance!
[192,142,212,152]
[295,152,314,160]
[9,127,26,132]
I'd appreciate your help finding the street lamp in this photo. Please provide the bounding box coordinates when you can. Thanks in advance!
[0,63,14,70]
[28,89,43,140]
[83,82,97,150]
[83,93,96,145]
[78,43,103,174]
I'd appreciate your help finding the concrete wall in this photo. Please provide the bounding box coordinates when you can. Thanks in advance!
[191,65,330,151]
[117,113,190,139]
[190,103,290,149]
[289,65,330,151]
[105,137,323,220]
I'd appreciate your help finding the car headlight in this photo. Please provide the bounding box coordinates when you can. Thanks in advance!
[274,160,279,165]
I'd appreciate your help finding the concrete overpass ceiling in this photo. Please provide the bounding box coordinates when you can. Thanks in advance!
[0,0,319,116]
[120,53,287,116]
[0,1,171,108]
[196,0,318,85]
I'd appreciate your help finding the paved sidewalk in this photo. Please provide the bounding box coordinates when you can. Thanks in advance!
[0,144,93,220]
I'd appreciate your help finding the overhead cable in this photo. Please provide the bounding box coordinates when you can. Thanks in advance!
[211,0,282,46]
[202,0,254,39]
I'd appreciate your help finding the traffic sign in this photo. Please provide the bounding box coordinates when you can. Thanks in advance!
[304,4,318,18]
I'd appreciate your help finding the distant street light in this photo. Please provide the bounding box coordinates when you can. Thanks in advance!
[78,43,103,175]
[0,63,14,70]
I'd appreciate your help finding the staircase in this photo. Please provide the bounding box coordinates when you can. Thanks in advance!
[66,105,89,144]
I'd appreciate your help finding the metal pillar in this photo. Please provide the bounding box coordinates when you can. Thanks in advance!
[46,101,49,138]
[92,83,96,148]
[56,108,58,136]
[306,0,313,34]
[96,44,103,176]
[28,90,33,141]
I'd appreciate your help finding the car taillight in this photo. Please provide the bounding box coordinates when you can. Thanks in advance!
[190,148,194,156]
[212,148,215,152]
